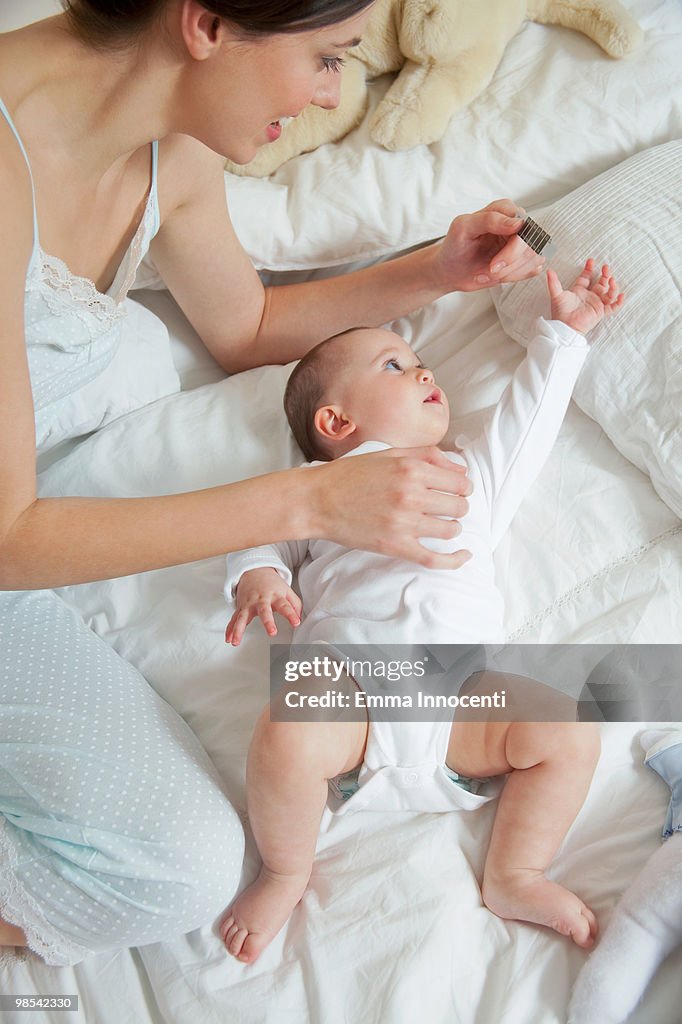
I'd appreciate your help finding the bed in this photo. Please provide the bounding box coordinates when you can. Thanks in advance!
[2,0,681,1021]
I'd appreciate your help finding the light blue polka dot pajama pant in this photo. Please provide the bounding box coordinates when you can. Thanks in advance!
[0,590,244,966]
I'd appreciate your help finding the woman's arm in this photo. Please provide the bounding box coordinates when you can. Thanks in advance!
[2,452,471,589]
[149,139,542,373]
[0,140,471,591]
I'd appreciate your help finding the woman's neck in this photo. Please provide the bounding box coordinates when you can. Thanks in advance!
[0,13,182,181]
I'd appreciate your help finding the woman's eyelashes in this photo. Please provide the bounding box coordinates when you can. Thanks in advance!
[321,56,346,73]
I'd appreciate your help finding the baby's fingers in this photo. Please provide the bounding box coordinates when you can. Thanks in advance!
[256,601,278,637]
[272,595,302,629]
[603,291,626,316]
[226,608,253,647]
[572,257,595,291]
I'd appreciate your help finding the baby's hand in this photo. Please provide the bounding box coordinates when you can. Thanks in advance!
[225,568,302,647]
[546,259,624,335]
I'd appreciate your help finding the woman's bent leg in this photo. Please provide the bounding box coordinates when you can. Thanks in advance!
[0,590,244,966]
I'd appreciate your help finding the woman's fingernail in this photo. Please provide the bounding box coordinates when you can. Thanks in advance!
[491,261,506,273]
[475,274,490,284]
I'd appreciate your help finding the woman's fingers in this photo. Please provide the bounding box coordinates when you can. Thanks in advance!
[483,198,526,220]
[421,515,463,540]
[488,244,544,283]
[395,446,473,490]
[313,449,476,568]
[401,541,473,570]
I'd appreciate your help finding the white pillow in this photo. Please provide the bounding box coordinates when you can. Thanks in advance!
[492,140,681,519]
[36,297,181,467]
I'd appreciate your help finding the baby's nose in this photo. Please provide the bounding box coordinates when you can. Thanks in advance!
[418,367,434,384]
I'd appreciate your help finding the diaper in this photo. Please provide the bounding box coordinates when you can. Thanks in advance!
[328,717,497,815]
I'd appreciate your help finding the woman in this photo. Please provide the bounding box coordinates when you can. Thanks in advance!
[0,0,544,965]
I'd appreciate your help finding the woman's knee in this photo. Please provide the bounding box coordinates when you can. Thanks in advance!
[159,795,245,926]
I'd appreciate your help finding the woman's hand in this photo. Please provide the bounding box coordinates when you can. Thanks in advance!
[435,199,545,292]
[306,448,473,569]
[547,260,625,334]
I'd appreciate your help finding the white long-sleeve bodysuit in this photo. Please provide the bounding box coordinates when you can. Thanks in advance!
[226,318,589,814]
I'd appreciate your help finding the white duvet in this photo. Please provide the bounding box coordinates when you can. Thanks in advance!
[3,0,682,1021]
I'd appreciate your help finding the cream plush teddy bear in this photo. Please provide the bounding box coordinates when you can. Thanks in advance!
[568,729,682,1024]
[228,0,642,177]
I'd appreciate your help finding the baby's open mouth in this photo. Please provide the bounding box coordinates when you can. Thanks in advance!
[424,387,442,404]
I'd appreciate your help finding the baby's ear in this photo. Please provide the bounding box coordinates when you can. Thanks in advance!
[314,405,357,443]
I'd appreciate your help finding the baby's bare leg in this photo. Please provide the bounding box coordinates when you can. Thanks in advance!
[448,673,601,947]
[221,675,367,964]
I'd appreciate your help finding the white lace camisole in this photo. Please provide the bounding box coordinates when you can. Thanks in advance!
[0,97,160,447]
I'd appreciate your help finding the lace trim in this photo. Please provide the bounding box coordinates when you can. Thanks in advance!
[35,249,127,325]
[506,523,682,641]
[29,192,156,323]
[0,816,92,967]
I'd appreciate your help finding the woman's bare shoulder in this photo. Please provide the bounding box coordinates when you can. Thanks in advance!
[157,134,226,216]
[0,115,36,268]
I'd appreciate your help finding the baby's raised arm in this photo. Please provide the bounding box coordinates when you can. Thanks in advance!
[469,261,623,546]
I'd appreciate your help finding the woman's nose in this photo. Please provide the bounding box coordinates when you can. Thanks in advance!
[311,75,342,110]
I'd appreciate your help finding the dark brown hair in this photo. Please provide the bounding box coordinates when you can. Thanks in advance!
[61,0,374,49]
[283,332,353,462]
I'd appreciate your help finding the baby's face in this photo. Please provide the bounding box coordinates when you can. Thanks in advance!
[330,328,449,449]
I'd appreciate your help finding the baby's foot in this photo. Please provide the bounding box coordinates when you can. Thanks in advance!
[220,866,309,964]
[482,870,598,948]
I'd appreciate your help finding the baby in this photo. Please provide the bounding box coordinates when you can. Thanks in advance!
[221,262,624,964]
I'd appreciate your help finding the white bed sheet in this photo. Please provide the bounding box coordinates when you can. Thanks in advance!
[2,0,681,1020]
[7,286,676,1024]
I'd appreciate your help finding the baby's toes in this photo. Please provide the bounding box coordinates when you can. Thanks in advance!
[220,913,246,954]
[569,904,598,949]
[235,930,273,964]
[227,926,250,959]
[219,912,235,943]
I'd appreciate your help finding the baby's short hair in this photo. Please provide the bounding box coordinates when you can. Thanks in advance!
[284,331,356,462]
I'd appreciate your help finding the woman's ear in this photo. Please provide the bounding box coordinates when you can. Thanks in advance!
[180,0,224,60]
[314,406,358,443]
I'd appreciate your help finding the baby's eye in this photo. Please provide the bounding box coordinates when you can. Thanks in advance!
[384,358,403,372]
[321,56,346,74]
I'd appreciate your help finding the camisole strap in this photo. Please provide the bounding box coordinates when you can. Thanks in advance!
[150,139,160,239]
[0,97,40,269]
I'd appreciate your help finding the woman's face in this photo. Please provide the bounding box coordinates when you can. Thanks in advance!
[186,6,373,163]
